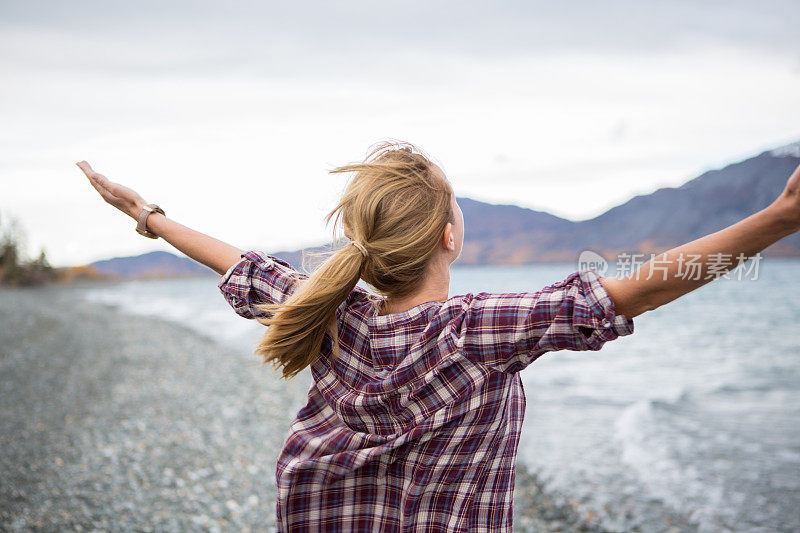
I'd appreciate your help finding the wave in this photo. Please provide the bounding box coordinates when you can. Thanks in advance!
[614,389,800,532]
[615,396,729,531]
[75,279,265,353]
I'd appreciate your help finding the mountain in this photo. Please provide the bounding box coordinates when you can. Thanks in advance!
[454,142,800,264]
[89,250,215,279]
[568,144,800,257]
[456,198,575,264]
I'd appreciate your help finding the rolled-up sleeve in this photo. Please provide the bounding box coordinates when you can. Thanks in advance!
[456,269,634,374]
[217,251,308,320]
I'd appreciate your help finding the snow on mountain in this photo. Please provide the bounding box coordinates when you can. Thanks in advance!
[770,141,800,158]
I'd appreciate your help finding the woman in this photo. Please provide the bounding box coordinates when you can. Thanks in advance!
[77,141,800,532]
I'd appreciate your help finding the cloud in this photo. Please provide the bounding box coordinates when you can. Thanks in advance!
[2,0,799,79]
[1,1,799,266]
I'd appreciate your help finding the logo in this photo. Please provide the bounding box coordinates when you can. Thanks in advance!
[577,250,609,276]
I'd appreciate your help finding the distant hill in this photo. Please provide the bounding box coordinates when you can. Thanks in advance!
[89,250,214,279]
[83,140,800,277]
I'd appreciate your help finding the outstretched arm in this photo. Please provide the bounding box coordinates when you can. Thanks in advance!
[600,162,800,318]
[76,161,243,276]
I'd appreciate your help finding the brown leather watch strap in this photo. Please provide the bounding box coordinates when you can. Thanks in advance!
[135,204,165,239]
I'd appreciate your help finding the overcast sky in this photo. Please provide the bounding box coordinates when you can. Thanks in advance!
[2,0,799,267]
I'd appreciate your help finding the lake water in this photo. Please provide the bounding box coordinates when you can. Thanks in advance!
[69,258,800,532]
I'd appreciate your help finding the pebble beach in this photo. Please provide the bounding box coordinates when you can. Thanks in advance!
[0,284,607,532]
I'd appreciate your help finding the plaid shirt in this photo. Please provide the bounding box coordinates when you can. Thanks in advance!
[218,250,634,532]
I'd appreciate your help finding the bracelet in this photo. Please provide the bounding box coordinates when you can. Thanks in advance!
[135,204,165,239]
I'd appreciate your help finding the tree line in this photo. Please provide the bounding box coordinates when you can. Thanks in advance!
[0,210,58,287]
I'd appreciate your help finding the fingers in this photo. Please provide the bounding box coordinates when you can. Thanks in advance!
[76,160,114,204]
[76,160,111,190]
[76,161,100,184]
[76,160,92,175]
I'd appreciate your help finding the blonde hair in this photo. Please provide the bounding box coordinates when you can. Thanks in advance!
[253,140,455,380]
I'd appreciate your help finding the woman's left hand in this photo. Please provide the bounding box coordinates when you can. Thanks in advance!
[76,161,147,220]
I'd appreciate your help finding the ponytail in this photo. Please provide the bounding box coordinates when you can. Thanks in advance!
[253,242,366,380]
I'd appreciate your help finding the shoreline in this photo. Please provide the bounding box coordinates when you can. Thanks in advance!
[1,285,617,532]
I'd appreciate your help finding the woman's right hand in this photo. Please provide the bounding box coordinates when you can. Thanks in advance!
[76,161,147,220]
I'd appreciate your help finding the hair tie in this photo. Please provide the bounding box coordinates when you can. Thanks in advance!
[350,240,368,258]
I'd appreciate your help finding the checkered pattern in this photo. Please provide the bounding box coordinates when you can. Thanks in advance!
[218,250,635,532]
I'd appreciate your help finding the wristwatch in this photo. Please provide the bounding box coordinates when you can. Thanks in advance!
[136,204,165,239]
